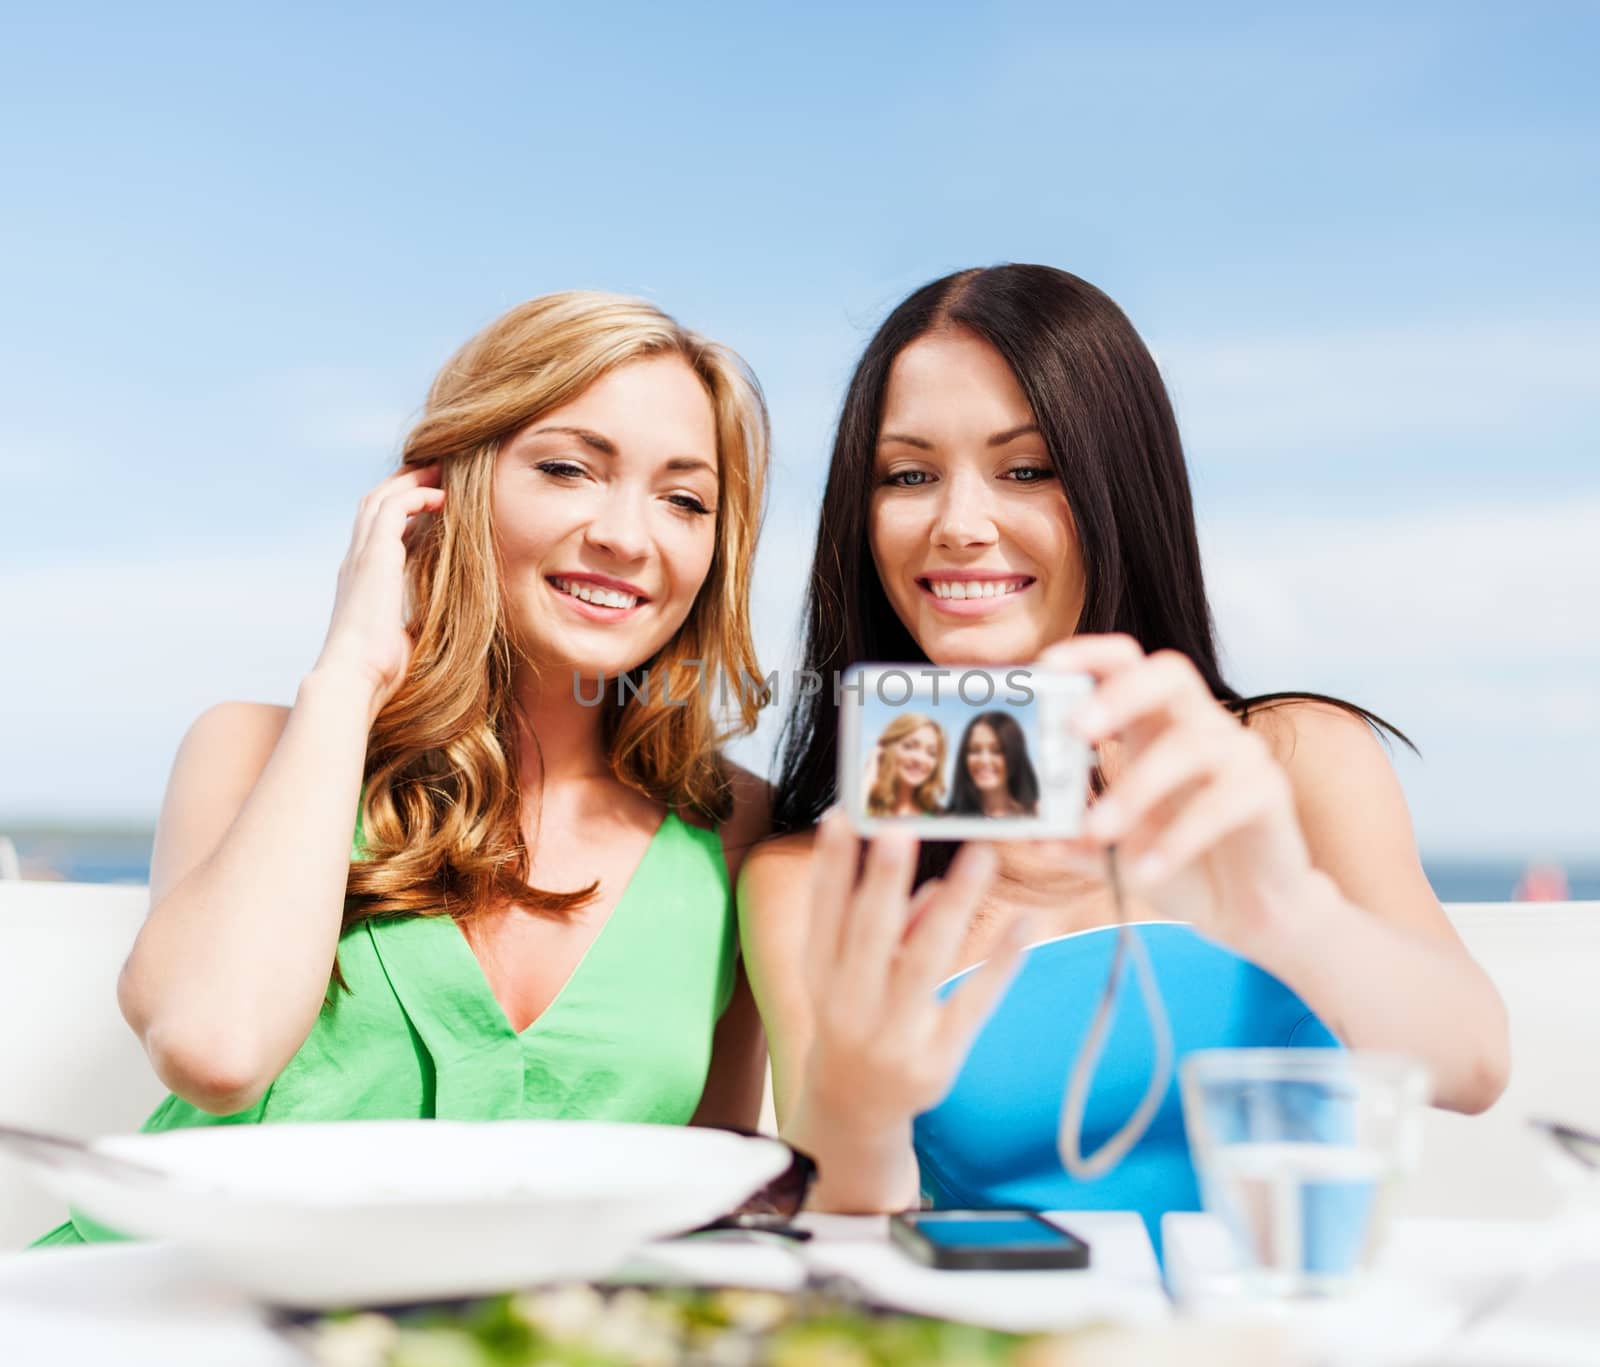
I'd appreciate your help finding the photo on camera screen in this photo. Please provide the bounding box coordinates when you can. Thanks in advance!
[838,665,1093,841]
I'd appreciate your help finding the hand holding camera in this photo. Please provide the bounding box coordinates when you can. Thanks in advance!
[1035,634,1317,959]
[835,640,1316,957]
[839,664,1094,841]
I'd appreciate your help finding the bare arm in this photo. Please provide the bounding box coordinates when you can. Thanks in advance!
[1247,704,1510,1112]
[740,822,1022,1212]
[689,764,773,1130]
[1042,636,1510,1116]
[120,681,376,1113]
[118,467,445,1114]
[736,832,816,1129]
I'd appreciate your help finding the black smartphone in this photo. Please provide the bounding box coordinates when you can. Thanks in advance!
[888,1209,1091,1271]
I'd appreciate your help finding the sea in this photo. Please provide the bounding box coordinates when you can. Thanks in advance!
[3,827,1597,904]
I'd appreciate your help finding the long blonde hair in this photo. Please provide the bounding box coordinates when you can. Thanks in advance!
[865,713,947,817]
[344,292,768,926]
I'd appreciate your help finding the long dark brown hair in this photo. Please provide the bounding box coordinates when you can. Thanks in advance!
[772,264,1410,876]
[946,711,1041,818]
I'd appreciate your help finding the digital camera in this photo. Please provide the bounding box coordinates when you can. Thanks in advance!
[837,664,1094,841]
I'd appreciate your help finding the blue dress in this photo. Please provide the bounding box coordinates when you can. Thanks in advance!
[913,922,1339,1252]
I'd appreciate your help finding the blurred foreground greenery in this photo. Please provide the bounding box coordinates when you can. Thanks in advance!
[299,1283,1072,1367]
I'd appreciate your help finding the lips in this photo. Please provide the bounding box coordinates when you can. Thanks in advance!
[547,575,653,622]
[548,574,650,611]
[916,573,1037,616]
[919,575,1034,601]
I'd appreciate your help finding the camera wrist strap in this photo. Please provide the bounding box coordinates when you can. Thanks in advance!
[1056,847,1175,1181]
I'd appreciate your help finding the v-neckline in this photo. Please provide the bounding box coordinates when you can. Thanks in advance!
[444,807,680,1040]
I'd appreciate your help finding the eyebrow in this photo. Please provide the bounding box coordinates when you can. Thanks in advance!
[527,427,715,477]
[878,422,1041,451]
[528,425,616,455]
[663,456,717,477]
[986,422,1041,447]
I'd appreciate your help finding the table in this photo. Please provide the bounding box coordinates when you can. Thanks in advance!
[0,1210,1167,1365]
[1164,1212,1600,1366]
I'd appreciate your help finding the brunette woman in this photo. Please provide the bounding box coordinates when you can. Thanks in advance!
[946,711,1039,818]
[739,265,1508,1228]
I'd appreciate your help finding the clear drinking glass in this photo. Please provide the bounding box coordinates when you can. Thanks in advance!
[1180,1050,1431,1297]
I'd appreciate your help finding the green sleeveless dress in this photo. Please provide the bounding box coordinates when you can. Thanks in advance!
[35,810,734,1245]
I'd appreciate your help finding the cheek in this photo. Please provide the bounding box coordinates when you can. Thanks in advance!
[491,486,571,569]
[663,519,718,596]
[1013,500,1077,569]
[868,501,920,590]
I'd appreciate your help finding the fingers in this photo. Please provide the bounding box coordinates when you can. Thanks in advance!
[805,810,859,990]
[1118,741,1291,886]
[1073,648,1221,746]
[363,484,446,560]
[839,827,920,990]
[352,464,443,554]
[1035,633,1146,683]
[932,915,1032,1068]
[1084,721,1230,844]
[899,875,946,939]
[892,842,997,997]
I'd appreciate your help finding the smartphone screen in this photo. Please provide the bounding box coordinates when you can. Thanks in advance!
[891,1210,1090,1269]
[913,1215,1075,1247]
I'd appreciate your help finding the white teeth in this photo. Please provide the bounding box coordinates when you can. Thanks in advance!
[928,578,1028,600]
[553,578,638,610]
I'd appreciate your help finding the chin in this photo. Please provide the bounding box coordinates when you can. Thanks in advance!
[529,630,667,685]
[920,621,1049,668]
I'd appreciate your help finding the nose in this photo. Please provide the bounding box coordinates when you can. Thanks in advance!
[583,486,651,564]
[930,468,998,551]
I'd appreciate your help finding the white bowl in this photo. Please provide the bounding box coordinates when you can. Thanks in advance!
[33,1120,792,1306]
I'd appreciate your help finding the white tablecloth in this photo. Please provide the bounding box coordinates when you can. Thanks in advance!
[0,1210,1166,1365]
[1164,1212,1600,1367]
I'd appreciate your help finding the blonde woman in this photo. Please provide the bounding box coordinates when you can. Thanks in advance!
[39,293,771,1244]
[864,713,947,817]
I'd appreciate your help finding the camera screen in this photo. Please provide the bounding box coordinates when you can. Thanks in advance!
[839,666,1091,840]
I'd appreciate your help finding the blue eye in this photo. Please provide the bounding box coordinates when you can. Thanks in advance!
[884,470,934,488]
[1007,466,1054,483]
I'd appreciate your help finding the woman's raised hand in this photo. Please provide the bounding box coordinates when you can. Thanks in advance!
[1038,634,1314,956]
[787,811,1029,1206]
[313,465,445,716]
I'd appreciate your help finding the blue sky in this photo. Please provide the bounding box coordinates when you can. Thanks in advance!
[2,3,1596,856]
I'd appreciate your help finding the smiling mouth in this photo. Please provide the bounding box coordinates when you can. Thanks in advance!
[918,576,1034,601]
[549,576,646,611]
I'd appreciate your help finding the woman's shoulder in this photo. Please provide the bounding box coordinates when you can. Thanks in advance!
[170,701,293,788]
[184,699,293,744]
[151,701,298,903]
[1241,697,1420,871]
[678,760,774,888]
[736,825,818,910]
[1242,697,1395,783]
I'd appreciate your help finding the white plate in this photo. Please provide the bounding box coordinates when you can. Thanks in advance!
[26,1120,792,1306]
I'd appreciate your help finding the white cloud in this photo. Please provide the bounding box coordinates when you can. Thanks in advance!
[1204,494,1600,855]
[252,366,419,461]
[1159,321,1600,456]
[0,538,342,822]
[1206,496,1600,672]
